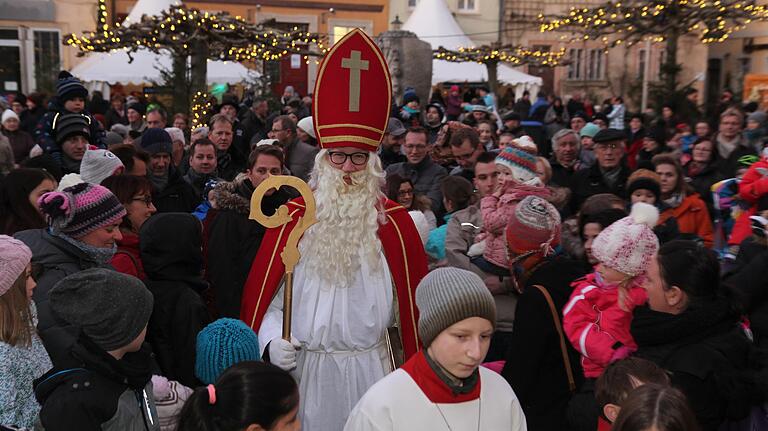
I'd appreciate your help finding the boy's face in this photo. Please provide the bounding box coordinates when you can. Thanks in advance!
[64,97,85,113]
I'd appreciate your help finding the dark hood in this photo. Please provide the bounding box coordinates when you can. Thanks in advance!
[139,212,203,281]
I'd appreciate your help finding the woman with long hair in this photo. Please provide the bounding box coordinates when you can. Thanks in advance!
[384,173,436,229]
[683,138,721,218]
[612,384,700,431]
[176,361,299,431]
[101,175,156,280]
[0,168,57,235]
[0,235,52,428]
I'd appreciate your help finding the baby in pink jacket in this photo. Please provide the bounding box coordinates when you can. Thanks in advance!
[563,202,660,378]
[470,145,549,276]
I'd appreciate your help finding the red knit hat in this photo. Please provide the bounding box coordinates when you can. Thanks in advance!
[506,195,561,256]
[313,29,391,152]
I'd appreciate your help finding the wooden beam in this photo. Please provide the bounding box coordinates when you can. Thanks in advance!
[187,0,384,12]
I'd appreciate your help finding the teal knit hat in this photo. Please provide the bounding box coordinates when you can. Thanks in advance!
[195,318,261,384]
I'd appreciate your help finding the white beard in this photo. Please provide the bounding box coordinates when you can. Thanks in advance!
[299,151,386,286]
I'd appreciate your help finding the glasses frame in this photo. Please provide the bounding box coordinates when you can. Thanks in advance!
[327,151,369,166]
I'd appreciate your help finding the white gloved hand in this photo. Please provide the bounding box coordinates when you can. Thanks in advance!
[268,336,301,371]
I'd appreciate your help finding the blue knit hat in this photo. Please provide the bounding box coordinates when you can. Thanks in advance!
[56,71,88,102]
[195,318,261,384]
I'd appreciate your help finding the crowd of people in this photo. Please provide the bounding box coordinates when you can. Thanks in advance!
[1,57,768,431]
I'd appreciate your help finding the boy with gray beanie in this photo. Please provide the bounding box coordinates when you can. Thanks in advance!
[33,268,160,430]
[345,267,528,431]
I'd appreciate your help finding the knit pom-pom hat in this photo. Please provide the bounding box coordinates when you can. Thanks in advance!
[506,195,561,256]
[591,202,660,277]
[495,146,539,185]
[0,235,33,296]
[195,318,261,384]
[38,182,126,239]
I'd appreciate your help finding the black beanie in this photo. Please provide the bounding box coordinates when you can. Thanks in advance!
[49,268,153,351]
[628,177,661,202]
[139,128,173,155]
[56,71,88,103]
[54,113,91,145]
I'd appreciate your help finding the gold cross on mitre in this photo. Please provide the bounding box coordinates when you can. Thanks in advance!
[341,50,369,112]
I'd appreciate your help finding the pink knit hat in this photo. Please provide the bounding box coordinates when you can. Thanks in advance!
[0,235,33,296]
[591,202,660,277]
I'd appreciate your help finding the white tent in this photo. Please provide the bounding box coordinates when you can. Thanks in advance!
[402,0,541,95]
[71,0,258,88]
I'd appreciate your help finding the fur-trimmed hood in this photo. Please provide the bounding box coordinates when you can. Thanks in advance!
[212,176,252,215]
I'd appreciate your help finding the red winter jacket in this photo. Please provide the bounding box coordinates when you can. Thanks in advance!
[562,273,647,378]
[111,232,145,280]
[730,160,768,246]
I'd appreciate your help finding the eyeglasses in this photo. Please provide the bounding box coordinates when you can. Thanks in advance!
[398,189,414,197]
[328,151,369,166]
[595,143,622,151]
[131,195,153,206]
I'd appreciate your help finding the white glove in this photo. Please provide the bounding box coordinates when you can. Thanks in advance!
[268,336,301,371]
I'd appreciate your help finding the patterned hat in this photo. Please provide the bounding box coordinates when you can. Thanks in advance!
[80,149,124,185]
[511,135,538,155]
[195,318,260,384]
[313,29,392,152]
[506,195,561,256]
[495,146,539,185]
[56,71,88,102]
[38,182,126,239]
[0,235,32,296]
[592,202,660,277]
[54,113,91,145]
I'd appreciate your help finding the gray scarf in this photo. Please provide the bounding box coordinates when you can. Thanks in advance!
[52,230,117,265]
[149,170,169,193]
[663,191,685,209]
[716,134,741,159]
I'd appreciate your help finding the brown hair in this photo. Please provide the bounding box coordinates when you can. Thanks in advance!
[612,384,700,431]
[652,153,692,196]
[720,107,744,124]
[536,157,552,185]
[209,113,234,129]
[0,273,33,347]
[441,175,475,211]
[384,173,432,212]
[110,144,150,173]
[100,175,153,231]
[248,145,285,170]
[596,357,671,409]
[190,138,216,157]
[449,127,481,149]
[406,126,429,142]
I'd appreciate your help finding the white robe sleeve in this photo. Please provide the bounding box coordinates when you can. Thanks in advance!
[258,283,284,357]
[344,400,390,431]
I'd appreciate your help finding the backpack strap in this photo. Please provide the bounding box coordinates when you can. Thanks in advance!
[532,284,577,393]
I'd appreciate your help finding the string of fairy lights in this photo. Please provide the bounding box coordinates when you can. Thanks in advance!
[190,91,213,128]
[537,0,768,47]
[66,0,329,63]
[433,45,567,66]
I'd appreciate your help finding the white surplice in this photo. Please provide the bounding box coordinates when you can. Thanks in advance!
[258,242,394,431]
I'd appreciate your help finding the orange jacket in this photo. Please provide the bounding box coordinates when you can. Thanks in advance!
[659,193,713,247]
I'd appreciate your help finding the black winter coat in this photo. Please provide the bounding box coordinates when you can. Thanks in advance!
[631,302,767,431]
[14,229,108,333]
[206,179,293,318]
[568,163,630,213]
[34,327,159,431]
[502,256,586,431]
[725,247,768,349]
[686,161,722,219]
[152,166,199,213]
[140,213,211,387]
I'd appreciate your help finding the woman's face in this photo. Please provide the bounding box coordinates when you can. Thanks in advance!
[25,264,36,300]
[173,117,187,130]
[77,223,123,248]
[29,179,57,214]
[655,163,678,195]
[397,182,414,209]
[692,140,713,164]
[642,255,681,314]
[477,123,493,144]
[662,107,673,119]
[695,122,710,137]
[583,222,602,265]
[2,117,19,132]
[125,193,156,233]
[642,137,659,152]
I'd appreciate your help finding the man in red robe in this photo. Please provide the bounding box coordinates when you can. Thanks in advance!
[239,29,428,430]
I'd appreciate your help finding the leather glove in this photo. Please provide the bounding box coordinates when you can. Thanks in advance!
[268,336,301,371]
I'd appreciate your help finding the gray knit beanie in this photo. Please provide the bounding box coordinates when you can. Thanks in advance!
[49,268,153,351]
[416,268,496,347]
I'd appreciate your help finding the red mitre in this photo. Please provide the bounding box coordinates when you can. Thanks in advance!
[313,28,391,152]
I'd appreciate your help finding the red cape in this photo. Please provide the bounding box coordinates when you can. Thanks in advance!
[240,197,428,361]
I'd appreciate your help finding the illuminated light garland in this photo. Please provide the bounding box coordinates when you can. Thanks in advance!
[433,45,567,67]
[65,3,329,63]
[537,0,768,47]
[191,91,213,128]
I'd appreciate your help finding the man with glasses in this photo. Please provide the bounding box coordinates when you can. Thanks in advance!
[385,126,447,212]
[449,127,484,181]
[240,29,427,430]
[569,128,631,213]
[268,115,318,182]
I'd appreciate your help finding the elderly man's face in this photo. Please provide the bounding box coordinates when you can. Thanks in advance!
[555,134,579,167]
[594,140,625,170]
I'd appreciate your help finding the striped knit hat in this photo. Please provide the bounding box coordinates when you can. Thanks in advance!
[56,71,88,102]
[506,195,561,256]
[38,182,126,239]
[195,318,261,384]
[416,268,496,347]
[495,146,539,185]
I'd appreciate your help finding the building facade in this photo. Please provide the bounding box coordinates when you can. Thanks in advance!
[388,0,500,46]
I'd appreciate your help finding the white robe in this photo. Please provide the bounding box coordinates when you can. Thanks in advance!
[258,243,394,431]
[344,366,528,431]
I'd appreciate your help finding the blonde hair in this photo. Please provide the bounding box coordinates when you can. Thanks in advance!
[0,273,33,347]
